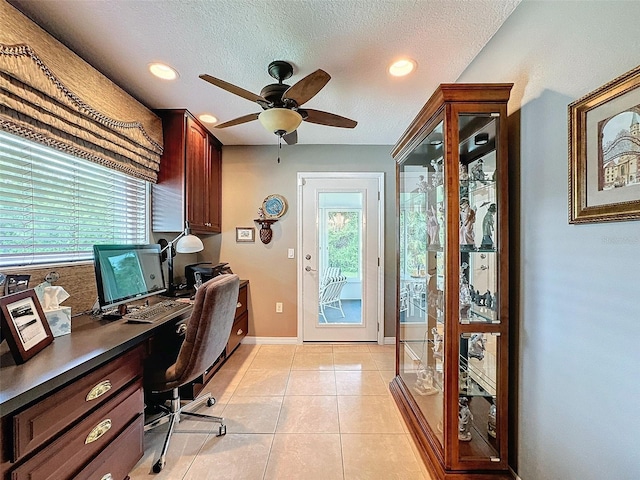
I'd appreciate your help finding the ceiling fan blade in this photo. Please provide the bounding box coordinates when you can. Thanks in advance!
[214,112,260,129]
[199,74,267,104]
[283,69,331,106]
[283,130,298,145]
[303,109,357,128]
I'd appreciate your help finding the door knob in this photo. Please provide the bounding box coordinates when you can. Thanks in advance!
[305,254,312,260]
[305,266,317,272]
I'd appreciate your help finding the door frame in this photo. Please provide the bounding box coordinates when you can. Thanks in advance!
[296,172,385,344]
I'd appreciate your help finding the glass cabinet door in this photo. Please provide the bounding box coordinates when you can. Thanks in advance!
[457,112,503,463]
[398,119,445,446]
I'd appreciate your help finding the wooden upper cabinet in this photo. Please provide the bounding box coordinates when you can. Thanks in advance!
[152,109,222,234]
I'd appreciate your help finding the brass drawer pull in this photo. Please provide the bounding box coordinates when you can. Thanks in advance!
[236,302,242,308]
[237,329,243,335]
[86,380,112,401]
[101,474,113,480]
[85,419,112,444]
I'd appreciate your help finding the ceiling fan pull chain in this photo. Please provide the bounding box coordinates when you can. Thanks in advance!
[277,136,282,163]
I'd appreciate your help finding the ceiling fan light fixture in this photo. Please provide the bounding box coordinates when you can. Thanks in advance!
[148,62,179,80]
[388,58,417,77]
[198,114,218,124]
[258,108,303,135]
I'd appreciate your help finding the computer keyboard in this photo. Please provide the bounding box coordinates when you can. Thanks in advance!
[124,299,191,324]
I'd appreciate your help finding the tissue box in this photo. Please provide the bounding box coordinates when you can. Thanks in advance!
[44,307,72,337]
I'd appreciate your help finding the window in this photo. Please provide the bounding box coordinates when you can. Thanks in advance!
[0,131,148,267]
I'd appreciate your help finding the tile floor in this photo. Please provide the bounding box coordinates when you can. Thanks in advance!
[130,343,432,480]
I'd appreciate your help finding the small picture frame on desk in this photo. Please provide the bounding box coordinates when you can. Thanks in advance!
[236,227,255,243]
[0,289,53,364]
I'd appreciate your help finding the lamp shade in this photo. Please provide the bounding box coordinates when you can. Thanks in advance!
[175,234,204,254]
[258,108,303,135]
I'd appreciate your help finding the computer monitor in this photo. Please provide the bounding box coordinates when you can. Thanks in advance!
[93,244,167,312]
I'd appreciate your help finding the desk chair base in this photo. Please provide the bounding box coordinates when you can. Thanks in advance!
[144,388,226,473]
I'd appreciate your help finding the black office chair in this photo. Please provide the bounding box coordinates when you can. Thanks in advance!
[144,274,240,473]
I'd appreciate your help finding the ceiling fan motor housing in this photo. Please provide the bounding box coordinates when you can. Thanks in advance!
[260,83,292,108]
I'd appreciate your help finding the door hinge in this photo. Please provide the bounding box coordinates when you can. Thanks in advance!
[298,178,306,186]
[378,257,380,267]
[378,191,380,201]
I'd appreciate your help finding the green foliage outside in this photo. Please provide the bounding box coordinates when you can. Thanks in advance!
[327,211,360,278]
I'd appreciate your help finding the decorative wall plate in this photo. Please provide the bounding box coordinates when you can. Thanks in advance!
[262,194,288,218]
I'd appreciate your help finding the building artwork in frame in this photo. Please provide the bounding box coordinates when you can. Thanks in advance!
[569,65,640,223]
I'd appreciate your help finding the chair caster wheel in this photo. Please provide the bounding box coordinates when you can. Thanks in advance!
[217,424,226,437]
[153,458,165,473]
[207,397,216,407]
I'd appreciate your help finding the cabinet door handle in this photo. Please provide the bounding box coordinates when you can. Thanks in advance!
[101,474,113,480]
[86,380,112,401]
[237,329,243,335]
[236,302,242,308]
[85,419,112,444]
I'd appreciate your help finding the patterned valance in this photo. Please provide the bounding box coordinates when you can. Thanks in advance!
[0,2,163,182]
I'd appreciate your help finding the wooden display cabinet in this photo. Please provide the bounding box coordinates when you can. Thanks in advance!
[152,109,222,234]
[390,84,513,479]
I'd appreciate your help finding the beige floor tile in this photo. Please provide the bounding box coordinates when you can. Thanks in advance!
[256,344,297,355]
[220,396,283,433]
[182,433,273,480]
[405,432,434,479]
[378,369,397,385]
[332,343,373,353]
[285,370,337,396]
[296,343,334,353]
[335,370,390,396]
[199,368,246,406]
[264,433,344,480]
[292,351,335,370]
[222,344,259,372]
[248,351,294,370]
[337,395,405,433]
[130,428,208,479]
[341,433,428,480]
[368,344,396,352]
[276,395,339,433]
[233,369,290,396]
[370,351,396,370]
[333,351,378,370]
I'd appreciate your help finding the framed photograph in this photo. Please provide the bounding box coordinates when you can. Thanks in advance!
[236,227,255,243]
[0,289,53,364]
[569,65,640,223]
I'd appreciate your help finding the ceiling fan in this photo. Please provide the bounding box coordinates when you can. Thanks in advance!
[199,60,357,145]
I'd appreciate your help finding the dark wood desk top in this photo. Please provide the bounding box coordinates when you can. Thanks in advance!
[0,307,192,416]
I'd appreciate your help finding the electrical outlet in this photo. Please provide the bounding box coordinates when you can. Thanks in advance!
[287,248,295,259]
[275,302,283,313]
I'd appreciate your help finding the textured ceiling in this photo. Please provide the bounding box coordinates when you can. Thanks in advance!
[9,0,521,146]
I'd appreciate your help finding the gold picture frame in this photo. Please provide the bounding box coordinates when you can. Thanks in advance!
[235,227,255,243]
[569,65,640,223]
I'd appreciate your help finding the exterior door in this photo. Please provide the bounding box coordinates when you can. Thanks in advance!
[297,172,383,342]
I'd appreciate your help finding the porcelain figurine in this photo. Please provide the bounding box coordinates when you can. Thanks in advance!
[458,397,473,442]
[481,203,497,249]
[426,205,440,247]
[459,198,476,250]
[414,364,438,396]
[488,402,497,438]
[468,333,486,361]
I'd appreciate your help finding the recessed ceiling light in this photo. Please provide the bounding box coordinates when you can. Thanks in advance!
[198,114,218,124]
[388,58,417,77]
[148,63,179,80]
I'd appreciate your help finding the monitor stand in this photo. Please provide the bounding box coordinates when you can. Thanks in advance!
[101,303,128,320]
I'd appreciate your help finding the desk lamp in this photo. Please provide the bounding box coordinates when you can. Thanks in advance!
[159,222,204,296]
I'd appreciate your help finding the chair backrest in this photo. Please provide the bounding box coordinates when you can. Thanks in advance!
[164,274,240,390]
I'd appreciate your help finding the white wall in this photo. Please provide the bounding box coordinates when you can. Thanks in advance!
[458,1,640,479]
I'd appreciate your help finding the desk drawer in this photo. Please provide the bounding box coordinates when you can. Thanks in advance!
[235,285,247,318]
[74,417,143,480]
[228,311,248,354]
[13,345,144,461]
[11,381,143,480]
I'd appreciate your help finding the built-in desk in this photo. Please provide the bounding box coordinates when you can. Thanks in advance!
[0,304,192,480]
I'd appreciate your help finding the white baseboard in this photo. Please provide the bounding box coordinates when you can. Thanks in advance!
[384,337,396,345]
[241,336,298,345]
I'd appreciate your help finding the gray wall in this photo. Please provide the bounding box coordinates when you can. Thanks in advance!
[214,145,398,339]
[458,1,640,479]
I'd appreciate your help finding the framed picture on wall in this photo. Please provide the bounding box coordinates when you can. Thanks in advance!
[0,289,53,364]
[569,65,640,223]
[236,227,255,243]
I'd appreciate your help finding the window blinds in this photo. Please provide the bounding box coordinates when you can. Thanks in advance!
[0,130,148,267]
